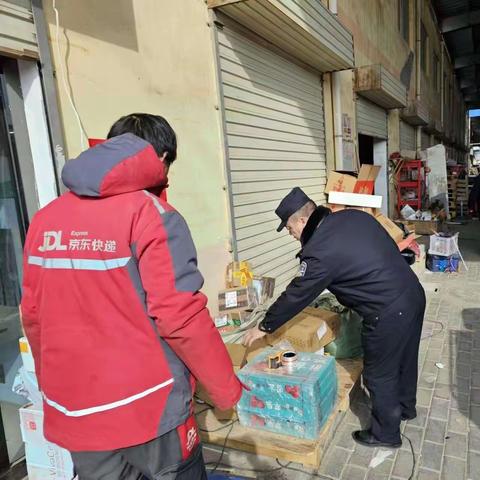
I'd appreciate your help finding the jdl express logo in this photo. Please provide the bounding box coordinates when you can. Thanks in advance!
[38,231,67,252]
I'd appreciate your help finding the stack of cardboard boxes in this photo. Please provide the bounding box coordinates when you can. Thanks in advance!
[216,262,275,333]
[325,166,405,245]
[18,338,75,480]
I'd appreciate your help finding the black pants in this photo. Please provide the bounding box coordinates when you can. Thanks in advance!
[71,424,207,480]
[361,285,426,444]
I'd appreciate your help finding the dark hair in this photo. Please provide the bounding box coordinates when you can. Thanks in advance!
[107,113,177,166]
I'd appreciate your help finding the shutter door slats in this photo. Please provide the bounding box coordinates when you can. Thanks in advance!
[218,24,327,293]
[0,1,38,58]
[400,121,416,151]
[356,97,388,139]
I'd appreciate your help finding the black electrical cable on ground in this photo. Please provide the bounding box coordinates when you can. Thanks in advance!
[421,320,445,340]
[401,433,416,480]
[207,420,237,475]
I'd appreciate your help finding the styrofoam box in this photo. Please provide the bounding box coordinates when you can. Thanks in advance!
[237,349,337,439]
[429,233,459,257]
[20,405,75,478]
[26,464,74,480]
[20,405,46,444]
[19,337,36,373]
[328,191,383,209]
[25,442,74,478]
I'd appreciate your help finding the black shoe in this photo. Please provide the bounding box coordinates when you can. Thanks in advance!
[352,430,402,448]
[401,412,417,421]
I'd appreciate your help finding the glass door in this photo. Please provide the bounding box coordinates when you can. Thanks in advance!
[0,60,29,473]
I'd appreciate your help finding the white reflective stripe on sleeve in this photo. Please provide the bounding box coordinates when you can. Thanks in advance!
[28,256,131,270]
[43,378,174,417]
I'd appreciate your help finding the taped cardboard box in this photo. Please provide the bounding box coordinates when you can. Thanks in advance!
[218,287,258,315]
[267,307,340,352]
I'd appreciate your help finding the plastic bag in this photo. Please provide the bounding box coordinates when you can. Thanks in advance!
[12,367,42,406]
[311,293,363,359]
[324,309,363,359]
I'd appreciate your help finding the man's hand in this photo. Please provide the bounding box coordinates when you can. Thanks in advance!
[243,324,267,347]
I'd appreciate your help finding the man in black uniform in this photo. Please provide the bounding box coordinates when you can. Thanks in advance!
[244,187,426,448]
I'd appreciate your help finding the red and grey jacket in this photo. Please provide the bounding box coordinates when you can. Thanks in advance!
[21,133,242,451]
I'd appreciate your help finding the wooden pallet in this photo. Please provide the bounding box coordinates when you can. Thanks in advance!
[196,358,363,468]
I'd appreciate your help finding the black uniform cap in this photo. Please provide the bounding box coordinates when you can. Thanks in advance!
[275,187,315,232]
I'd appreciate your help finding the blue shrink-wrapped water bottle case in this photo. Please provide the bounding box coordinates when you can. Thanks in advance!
[237,349,338,439]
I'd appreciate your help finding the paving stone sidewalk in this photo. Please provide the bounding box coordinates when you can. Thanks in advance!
[204,223,480,479]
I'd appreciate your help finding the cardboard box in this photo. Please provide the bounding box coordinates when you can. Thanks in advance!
[237,350,337,440]
[218,287,258,314]
[267,307,340,352]
[328,191,383,209]
[375,213,404,244]
[225,261,253,288]
[20,405,75,479]
[325,165,381,195]
[353,165,381,194]
[325,171,357,194]
[398,219,441,236]
[19,337,36,373]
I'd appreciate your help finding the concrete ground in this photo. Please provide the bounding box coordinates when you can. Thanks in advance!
[204,220,480,479]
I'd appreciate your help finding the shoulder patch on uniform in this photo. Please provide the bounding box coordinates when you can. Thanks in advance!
[299,261,308,277]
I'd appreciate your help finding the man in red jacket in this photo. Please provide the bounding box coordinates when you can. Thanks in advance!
[20,113,243,479]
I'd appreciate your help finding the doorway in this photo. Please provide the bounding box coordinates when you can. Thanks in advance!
[358,134,388,215]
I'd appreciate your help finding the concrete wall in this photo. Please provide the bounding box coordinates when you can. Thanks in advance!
[43,0,231,310]
[337,0,412,78]
[419,0,442,126]
[334,0,414,207]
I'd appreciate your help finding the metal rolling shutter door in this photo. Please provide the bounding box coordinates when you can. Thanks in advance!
[0,1,38,59]
[356,97,388,139]
[217,24,327,293]
[400,120,416,151]
[421,130,430,150]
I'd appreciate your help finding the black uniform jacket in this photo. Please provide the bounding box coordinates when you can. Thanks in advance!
[260,208,422,333]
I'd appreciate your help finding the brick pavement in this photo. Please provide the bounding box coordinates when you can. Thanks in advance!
[204,222,480,479]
